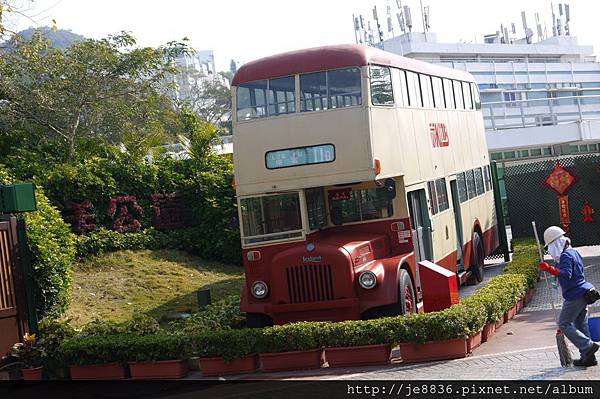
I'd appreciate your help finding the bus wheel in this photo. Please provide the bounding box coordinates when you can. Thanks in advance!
[471,233,485,283]
[399,269,416,315]
[246,312,273,328]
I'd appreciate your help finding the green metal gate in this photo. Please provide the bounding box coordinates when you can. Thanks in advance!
[500,154,600,246]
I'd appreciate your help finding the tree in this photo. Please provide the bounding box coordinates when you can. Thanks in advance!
[0,31,187,161]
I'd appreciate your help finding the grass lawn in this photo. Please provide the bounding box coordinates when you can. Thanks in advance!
[63,249,244,327]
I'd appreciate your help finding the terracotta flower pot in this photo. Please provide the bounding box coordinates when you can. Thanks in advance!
[325,344,390,368]
[69,363,126,380]
[199,355,257,377]
[260,349,323,372]
[525,288,535,305]
[21,367,43,381]
[399,338,467,363]
[467,330,482,353]
[482,322,496,343]
[495,317,504,330]
[503,304,518,323]
[129,359,188,379]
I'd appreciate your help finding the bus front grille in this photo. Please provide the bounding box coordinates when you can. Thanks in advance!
[286,264,334,304]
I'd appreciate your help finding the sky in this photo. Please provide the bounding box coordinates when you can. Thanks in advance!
[6,0,600,71]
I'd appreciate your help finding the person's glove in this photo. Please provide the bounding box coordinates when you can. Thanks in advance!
[539,262,560,276]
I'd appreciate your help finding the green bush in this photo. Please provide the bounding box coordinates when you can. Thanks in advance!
[61,334,132,366]
[38,318,77,377]
[191,328,261,362]
[80,314,160,337]
[257,322,327,354]
[123,334,189,362]
[170,295,244,334]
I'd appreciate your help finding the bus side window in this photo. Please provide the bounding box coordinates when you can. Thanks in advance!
[237,80,268,121]
[392,68,409,107]
[431,76,445,109]
[300,71,328,112]
[443,78,455,109]
[462,81,474,110]
[453,80,465,110]
[419,74,433,108]
[465,169,476,199]
[471,83,482,110]
[456,172,468,203]
[406,71,422,108]
[370,65,394,106]
[474,167,485,195]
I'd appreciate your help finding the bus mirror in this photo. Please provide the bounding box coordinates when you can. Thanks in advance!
[384,178,396,200]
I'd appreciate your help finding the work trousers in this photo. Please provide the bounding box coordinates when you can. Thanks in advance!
[559,295,594,357]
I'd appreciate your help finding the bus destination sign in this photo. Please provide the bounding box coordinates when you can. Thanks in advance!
[265,144,335,169]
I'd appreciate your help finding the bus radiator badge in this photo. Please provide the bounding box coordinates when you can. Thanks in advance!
[303,256,322,263]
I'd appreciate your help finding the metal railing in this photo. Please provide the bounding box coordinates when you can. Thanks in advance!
[482,94,600,130]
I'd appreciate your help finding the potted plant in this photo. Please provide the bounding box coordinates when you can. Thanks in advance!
[11,333,45,380]
[126,334,189,379]
[322,319,392,368]
[61,335,127,380]
[195,329,259,377]
[257,322,325,372]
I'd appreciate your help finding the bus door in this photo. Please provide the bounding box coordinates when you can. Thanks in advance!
[450,180,465,271]
[407,189,433,263]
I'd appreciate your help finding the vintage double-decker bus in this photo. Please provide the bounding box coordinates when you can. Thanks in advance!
[231,44,498,327]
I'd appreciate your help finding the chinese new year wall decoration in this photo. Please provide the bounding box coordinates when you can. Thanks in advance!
[107,196,143,233]
[544,161,577,235]
[582,201,595,223]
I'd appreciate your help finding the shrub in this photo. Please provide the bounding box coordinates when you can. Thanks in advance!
[80,314,160,337]
[171,295,244,334]
[123,334,189,362]
[257,322,327,354]
[38,318,77,377]
[192,328,261,362]
[60,334,131,366]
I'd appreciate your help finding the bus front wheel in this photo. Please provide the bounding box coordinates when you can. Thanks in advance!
[399,269,416,315]
[246,312,273,328]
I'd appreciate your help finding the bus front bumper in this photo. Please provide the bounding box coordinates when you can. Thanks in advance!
[264,298,360,324]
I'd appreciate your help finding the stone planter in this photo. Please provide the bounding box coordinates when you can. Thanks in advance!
[129,359,188,379]
[482,322,496,343]
[260,349,323,372]
[399,338,467,363]
[199,355,258,377]
[21,367,43,381]
[69,363,126,380]
[325,344,390,368]
[467,330,482,353]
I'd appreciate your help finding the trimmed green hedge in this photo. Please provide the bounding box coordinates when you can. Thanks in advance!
[1,164,77,317]
[56,240,539,365]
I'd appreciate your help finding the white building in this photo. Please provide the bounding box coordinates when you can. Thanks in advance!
[170,49,216,103]
[382,32,600,162]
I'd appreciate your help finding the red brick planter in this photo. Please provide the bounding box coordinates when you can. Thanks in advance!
[494,317,504,330]
[325,344,390,368]
[482,322,496,343]
[260,349,323,372]
[524,288,535,305]
[21,367,43,381]
[503,304,518,323]
[199,355,257,377]
[129,359,188,379]
[69,363,126,380]
[399,338,467,363]
[467,330,482,353]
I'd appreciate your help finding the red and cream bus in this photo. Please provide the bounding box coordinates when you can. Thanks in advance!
[231,44,498,327]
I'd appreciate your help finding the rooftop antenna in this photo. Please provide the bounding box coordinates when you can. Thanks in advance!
[397,12,406,33]
[424,6,431,31]
[535,12,543,41]
[522,11,533,44]
[373,5,385,43]
[557,3,563,35]
[353,14,360,44]
[511,22,516,34]
[368,20,374,45]
[360,15,367,45]
[419,0,428,37]
[565,3,571,36]
[387,3,394,38]
[551,3,557,36]
[404,5,413,32]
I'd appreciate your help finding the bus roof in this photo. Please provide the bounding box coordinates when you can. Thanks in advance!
[232,44,474,86]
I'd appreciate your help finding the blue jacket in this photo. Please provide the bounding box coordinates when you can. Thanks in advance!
[557,248,594,301]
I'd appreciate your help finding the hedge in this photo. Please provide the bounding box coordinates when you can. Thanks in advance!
[55,239,539,366]
[0,164,77,317]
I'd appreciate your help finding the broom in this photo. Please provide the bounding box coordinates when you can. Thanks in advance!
[532,221,573,367]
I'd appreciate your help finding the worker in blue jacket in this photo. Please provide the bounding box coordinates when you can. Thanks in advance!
[539,226,599,367]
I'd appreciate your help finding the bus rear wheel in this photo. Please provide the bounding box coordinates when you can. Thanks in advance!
[471,233,485,283]
[399,269,416,315]
[246,312,273,328]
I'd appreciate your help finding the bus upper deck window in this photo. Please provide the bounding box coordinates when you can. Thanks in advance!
[301,71,328,112]
[370,65,394,106]
[268,76,296,116]
[237,80,268,121]
[328,68,362,109]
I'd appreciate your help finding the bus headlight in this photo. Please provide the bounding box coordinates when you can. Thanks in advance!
[251,281,269,299]
[358,271,377,290]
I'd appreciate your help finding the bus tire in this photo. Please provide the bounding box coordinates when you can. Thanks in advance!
[246,312,273,328]
[399,269,416,315]
[471,233,485,283]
